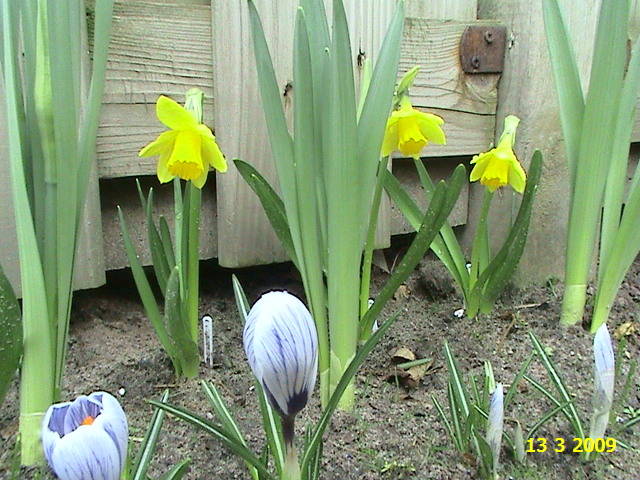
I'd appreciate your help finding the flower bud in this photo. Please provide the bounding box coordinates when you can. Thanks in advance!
[590,324,615,438]
[243,291,318,420]
[486,383,504,474]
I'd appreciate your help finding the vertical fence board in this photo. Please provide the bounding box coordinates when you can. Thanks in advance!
[405,0,477,21]
[473,0,600,285]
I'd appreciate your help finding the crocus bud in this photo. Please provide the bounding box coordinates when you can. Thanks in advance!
[486,383,504,475]
[590,324,615,439]
[41,392,128,480]
[243,291,318,422]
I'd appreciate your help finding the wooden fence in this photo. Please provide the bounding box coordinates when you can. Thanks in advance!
[3,0,636,293]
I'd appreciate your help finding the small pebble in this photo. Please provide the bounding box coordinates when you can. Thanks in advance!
[453,308,465,318]
[118,387,126,396]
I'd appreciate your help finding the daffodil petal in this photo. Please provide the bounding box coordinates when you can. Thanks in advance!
[381,119,399,157]
[417,115,446,145]
[139,131,177,157]
[195,123,215,139]
[469,160,488,182]
[156,153,173,183]
[202,136,227,173]
[192,167,209,189]
[508,159,527,193]
[156,95,197,130]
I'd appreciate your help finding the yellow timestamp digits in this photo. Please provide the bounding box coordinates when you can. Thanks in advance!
[526,437,616,453]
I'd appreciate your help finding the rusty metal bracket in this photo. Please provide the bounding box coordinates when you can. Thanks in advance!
[459,25,507,74]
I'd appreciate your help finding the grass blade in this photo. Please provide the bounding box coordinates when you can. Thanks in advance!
[164,267,198,378]
[149,400,274,480]
[156,459,191,480]
[443,342,470,418]
[360,165,466,338]
[231,276,285,473]
[432,394,456,448]
[528,332,584,438]
[504,352,535,409]
[130,390,170,480]
[202,381,259,480]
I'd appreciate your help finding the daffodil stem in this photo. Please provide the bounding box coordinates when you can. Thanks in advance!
[186,182,201,342]
[470,189,492,290]
[183,90,204,355]
[359,157,388,325]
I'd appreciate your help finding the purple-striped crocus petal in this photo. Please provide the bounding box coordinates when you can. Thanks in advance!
[486,383,504,472]
[63,395,103,436]
[41,392,128,480]
[89,392,128,472]
[50,424,121,480]
[243,291,318,418]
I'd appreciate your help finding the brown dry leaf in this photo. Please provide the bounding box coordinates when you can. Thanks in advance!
[393,284,411,300]
[391,347,416,364]
[386,358,435,390]
[613,321,637,340]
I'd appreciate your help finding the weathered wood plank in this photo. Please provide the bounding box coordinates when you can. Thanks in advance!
[405,0,477,21]
[97,10,498,179]
[100,177,218,270]
[95,0,215,177]
[400,19,499,116]
[101,0,213,104]
[211,0,295,268]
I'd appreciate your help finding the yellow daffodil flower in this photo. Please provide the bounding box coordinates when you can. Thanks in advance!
[469,115,526,193]
[382,97,446,159]
[139,95,227,188]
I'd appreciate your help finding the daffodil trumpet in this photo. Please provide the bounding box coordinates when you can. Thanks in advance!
[120,89,225,378]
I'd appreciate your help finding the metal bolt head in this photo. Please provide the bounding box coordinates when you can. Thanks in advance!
[484,30,494,43]
[471,55,481,69]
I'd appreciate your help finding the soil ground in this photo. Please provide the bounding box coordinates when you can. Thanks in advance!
[1,249,639,480]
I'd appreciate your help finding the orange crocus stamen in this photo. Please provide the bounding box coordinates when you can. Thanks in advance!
[81,416,95,426]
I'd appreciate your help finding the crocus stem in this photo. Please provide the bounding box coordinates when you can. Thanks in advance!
[281,416,300,480]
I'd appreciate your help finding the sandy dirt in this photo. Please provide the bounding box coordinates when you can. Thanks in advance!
[1,253,639,480]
